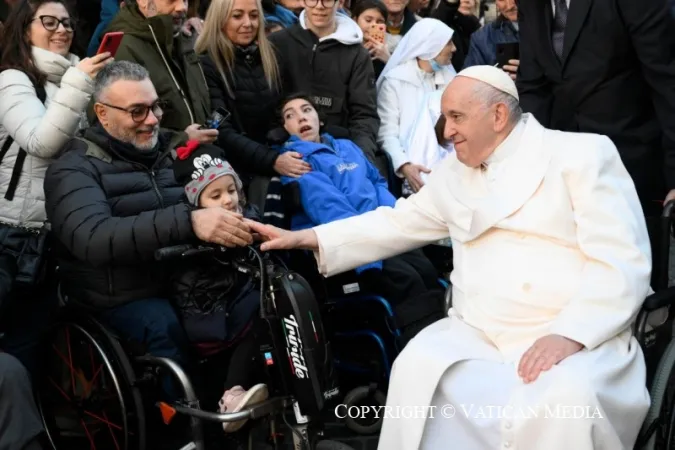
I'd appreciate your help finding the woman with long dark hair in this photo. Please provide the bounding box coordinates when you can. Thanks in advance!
[0,0,110,374]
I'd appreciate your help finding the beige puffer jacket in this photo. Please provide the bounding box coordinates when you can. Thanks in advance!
[0,46,93,229]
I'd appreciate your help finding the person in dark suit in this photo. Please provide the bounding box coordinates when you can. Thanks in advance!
[516,0,675,287]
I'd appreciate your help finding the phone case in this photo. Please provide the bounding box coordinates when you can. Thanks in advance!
[368,24,386,45]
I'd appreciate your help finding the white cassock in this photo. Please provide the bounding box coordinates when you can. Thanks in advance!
[311,114,652,450]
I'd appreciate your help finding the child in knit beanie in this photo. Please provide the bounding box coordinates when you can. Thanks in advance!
[172,141,268,433]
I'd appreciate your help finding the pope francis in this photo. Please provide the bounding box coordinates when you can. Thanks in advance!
[248,65,652,450]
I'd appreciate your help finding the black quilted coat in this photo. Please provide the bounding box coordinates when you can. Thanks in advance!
[200,46,282,179]
[44,125,195,309]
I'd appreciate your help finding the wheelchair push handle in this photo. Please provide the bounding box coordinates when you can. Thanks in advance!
[154,244,215,261]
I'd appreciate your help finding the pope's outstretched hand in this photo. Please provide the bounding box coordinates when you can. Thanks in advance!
[246,220,320,252]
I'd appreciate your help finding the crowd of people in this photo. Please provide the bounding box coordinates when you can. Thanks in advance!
[0,0,674,449]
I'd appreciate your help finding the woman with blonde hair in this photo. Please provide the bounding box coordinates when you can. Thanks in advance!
[196,0,311,191]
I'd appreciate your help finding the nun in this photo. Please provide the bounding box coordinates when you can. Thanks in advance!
[248,65,653,450]
[376,18,457,195]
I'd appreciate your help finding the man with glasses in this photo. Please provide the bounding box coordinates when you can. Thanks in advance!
[43,62,254,431]
[269,0,386,176]
[105,0,215,144]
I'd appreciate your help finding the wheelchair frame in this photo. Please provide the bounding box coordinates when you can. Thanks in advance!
[36,245,353,450]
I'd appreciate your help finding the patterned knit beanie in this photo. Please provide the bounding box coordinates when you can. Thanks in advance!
[173,140,243,206]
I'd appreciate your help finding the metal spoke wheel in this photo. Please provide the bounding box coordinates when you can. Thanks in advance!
[37,319,146,450]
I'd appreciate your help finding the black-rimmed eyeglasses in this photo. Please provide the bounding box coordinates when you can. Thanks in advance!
[32,15,75,32]
[98,100,167,124]
[304,0,337,8]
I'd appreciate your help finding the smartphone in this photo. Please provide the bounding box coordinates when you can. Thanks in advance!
[204,108,231,129]
[97,32,124,57]
[368,23,386,45]
[495,42,520,68]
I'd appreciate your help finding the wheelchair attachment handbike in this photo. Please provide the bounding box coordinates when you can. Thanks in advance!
[37,243,354,450]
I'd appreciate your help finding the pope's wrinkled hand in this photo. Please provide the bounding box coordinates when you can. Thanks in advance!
[517,334,584,384]
[246,220,319,252]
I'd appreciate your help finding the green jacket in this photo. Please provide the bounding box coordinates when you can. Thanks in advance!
[106,6,210,129]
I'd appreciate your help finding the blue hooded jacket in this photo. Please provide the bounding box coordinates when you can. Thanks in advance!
[280,134,396,273]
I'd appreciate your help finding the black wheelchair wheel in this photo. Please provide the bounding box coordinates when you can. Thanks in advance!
[638,339,675,450]
[341,386,387,435]
[37,318,146,450]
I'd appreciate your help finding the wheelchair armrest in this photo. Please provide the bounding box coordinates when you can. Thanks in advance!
[642,286,675,312]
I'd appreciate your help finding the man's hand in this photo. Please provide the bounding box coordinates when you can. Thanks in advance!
[185,124,218,144]
[517,334,584,384]
[503,59,520,81]
[246,220,319,251]
[273,152,312,177]
[400,163,431,193]
[665,189,675,205]
[182,17,204,36]
[191,208,253,247]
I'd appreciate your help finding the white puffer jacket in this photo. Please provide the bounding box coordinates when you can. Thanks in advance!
[0,46,93,229]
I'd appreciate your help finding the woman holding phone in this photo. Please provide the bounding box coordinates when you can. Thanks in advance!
[0,0,111,374]
[352,0,391,78]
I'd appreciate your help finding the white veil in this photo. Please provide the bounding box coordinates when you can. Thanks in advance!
[376,18,455,92]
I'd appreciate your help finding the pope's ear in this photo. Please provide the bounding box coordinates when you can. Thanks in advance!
[493,102,511,132]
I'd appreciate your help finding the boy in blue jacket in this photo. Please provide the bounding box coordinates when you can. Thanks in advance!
[277,94,444,317]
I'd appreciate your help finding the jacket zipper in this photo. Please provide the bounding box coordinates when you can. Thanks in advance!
[310,43,317,69]
[149,169,164,208]
[148,24,195,124]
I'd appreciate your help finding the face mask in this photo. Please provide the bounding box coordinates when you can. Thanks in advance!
[429,58,444,72]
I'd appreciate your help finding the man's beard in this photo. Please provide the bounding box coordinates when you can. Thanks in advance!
[109,123,160,152]
[173,14,187,35]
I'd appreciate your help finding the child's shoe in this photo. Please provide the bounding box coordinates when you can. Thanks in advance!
[218,384,269,433]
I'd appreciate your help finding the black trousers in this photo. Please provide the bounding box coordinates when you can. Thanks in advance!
[357,249,442,305]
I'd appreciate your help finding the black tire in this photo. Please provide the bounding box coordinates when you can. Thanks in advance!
[341,386,387,435]
[637,339,675,450]
[37,315,146,450]
[315,440,356,450]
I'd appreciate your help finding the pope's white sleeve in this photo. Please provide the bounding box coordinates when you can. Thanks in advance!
[549,136,652,350]
[312,185,450,277]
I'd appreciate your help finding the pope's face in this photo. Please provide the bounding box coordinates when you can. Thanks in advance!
[440,77,503,168]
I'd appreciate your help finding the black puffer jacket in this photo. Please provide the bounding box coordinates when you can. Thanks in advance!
[44,125,196,309]
[269,20,380,165]
[431,2,481,72]
[171,205,260,343]
[201,47,281,178]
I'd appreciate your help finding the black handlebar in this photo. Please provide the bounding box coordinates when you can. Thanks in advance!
[154,245,216,261]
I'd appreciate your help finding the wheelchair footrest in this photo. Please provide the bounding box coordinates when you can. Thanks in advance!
[156,396,291,424]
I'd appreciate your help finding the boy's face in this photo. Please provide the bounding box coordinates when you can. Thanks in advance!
[198,175,240,212]
[282,98,321,143]
[304,0,338,30]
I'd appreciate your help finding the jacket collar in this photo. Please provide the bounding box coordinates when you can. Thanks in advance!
[32,46,80,85]
[444,114,551,241]
[109,5,177,54]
